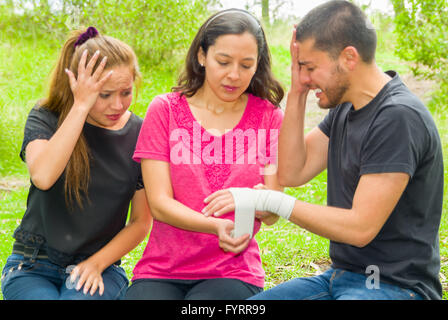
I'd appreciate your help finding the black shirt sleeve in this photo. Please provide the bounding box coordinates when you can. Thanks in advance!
[318,109,335,138]
[20,106,58,162]
[359,105,427,178]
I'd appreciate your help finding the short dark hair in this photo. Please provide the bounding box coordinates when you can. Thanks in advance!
[296,0,377,63]
[173,8,284,107]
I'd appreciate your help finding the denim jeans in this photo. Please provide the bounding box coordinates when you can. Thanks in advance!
[249,268,423,300]
[1,254,129,300]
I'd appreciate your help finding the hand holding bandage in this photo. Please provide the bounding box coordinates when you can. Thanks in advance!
[203,188,296,236]
[229,188,296,220]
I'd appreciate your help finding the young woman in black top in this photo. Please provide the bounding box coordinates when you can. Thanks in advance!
[1,27,152,300]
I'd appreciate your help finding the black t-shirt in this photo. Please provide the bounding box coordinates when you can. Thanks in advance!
[318,71,444,300]
[14,105,144,267]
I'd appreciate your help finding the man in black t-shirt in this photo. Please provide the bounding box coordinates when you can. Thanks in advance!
[244,1,443,300]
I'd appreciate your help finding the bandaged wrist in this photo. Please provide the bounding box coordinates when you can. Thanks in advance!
[228,188,296,220]
[229,188,256,238]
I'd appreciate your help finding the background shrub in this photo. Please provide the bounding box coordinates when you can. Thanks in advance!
[391,0,448,114]
[1,0,210,67]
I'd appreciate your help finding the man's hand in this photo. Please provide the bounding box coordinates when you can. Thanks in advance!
[290,26,310,97]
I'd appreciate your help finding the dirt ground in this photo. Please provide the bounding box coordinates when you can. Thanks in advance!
[0,178,29,192]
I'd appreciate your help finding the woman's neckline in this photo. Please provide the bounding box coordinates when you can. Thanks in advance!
[182,93,252,138]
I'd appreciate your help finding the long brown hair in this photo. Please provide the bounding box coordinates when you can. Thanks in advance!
[42,28,141,208]
[173,9,284,107]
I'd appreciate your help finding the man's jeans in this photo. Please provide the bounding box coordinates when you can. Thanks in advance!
[249,268,423,300]
[1,254,129,300]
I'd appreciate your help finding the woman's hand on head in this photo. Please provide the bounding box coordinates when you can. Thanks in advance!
[65,49,113,110]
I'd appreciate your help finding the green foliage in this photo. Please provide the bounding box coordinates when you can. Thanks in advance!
[0,34,58,177]
[0,187,29,300]
[391,0,448,114]
[80,0,208,67]
[1,0,210,68]
[0,0,209,177]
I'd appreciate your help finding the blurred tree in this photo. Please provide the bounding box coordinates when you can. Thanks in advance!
[391,0,448,112]
[262,0,269,26]
[243,0,291,25]
[348,0,372,11]
[1,0,211,68]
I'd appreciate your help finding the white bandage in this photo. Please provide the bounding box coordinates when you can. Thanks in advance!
[230,188,256,238]
[229,188,296,221]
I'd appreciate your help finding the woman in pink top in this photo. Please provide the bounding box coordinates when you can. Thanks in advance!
[126,9,284,300]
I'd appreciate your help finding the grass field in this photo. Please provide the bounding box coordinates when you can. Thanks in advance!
[0,26,446,300]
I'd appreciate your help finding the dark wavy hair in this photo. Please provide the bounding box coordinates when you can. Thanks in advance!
[173,8,284,107]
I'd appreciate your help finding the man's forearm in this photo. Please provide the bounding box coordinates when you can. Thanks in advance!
[278,92,308,185]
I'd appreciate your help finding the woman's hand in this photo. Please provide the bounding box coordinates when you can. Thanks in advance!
[203,192,251,253]
[215,218,250,254]
[203,185,279,225]
[65,49,113,110]
[70,258,105,296]
[203,189,235,218]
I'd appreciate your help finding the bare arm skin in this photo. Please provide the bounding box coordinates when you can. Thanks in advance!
[26,50,112,190]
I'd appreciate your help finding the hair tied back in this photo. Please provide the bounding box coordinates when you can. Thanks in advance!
[74,27,99,48]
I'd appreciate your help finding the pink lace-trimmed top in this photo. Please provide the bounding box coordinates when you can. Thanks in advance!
[132,92,283,287]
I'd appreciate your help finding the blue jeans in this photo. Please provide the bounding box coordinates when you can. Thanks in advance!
[249,268,423,300]
[1,254,129,300]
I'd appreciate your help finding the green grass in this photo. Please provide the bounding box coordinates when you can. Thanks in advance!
[0,23,447,301]
[0,35,56,178]
[0,189,28,266]
[257,171,330,289]
[436,113,448,300]
[0,187,28,299]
